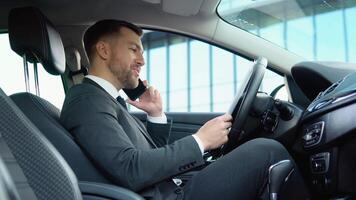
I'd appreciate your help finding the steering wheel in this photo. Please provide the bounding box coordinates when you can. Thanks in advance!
[221,57,267,155]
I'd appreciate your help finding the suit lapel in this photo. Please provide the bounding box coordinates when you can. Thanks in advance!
[83,78,157,148]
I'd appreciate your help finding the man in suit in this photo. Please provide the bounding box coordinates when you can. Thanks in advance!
[60,20,309,200]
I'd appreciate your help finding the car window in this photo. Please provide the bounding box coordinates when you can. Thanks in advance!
[0,33,65,108]
[127,30,287,113]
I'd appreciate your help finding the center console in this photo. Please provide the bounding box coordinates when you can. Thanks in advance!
[295,72,356,198]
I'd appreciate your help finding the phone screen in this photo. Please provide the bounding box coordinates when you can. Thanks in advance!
[123,79,147,100]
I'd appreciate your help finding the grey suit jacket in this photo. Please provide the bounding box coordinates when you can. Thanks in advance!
[60,79,204,199]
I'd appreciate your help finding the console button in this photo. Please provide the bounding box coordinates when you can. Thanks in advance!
[311,160,326,172]
[310,152,330,174]
[303,121,325,148]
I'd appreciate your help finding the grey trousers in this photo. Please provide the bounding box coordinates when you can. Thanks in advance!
[184,138,310,200]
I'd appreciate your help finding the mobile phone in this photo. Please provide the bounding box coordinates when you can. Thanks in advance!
[123,79,147,100]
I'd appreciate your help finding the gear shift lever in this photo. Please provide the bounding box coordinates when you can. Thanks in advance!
[268,160,294,200]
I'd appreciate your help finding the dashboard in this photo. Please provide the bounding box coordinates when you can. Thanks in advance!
[291,62,356,198]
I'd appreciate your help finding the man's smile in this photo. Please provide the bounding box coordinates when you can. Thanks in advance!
[132,66,140,77]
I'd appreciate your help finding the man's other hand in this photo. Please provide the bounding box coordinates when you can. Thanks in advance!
[194,114,232,151]
[126,80,163,117]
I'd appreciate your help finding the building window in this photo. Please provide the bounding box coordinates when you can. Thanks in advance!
[136,30,286,113]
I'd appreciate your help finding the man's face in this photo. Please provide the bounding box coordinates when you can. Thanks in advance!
[107,27,144,89]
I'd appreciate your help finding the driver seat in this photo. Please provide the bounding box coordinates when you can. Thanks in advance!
[7,6,143,200]
[8,6,109,184]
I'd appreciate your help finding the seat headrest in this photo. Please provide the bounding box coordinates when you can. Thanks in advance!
[8,7,65,75]
[65,46,81,72]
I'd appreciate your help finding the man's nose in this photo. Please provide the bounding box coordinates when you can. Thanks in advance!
[136,53,145,66]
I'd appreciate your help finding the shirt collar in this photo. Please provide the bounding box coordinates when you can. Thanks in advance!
[86,75,119,99]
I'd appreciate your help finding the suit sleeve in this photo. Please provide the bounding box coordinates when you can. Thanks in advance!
[61,95,205,192]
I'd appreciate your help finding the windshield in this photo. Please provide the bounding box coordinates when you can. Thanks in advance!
[217,0,356,62]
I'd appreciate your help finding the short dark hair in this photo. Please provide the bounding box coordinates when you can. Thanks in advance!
[83,19,143,62]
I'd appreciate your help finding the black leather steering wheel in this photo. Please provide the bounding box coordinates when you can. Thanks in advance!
[222,57,267,154]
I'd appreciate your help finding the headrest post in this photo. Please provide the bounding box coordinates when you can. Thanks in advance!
[22,54,30,92]
[33,62,40,96]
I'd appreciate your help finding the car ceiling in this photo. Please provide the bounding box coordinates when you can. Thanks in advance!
[0,0,305,74]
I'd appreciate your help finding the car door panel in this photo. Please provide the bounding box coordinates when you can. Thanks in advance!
[132,112,222,143]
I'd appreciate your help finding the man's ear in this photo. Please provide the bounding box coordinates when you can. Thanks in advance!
[95,41,110,60]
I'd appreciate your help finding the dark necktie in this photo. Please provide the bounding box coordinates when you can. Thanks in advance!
[116,96,127,110]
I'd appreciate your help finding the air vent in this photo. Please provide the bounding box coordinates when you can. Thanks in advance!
[323,78,344,95]
[323,84,337,95]
[307,77,345,112]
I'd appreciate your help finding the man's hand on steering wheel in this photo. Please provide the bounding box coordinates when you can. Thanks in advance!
[194,114,232,151]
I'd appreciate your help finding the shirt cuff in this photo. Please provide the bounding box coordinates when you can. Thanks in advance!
[147,113,167,124]
[192,135,205,155]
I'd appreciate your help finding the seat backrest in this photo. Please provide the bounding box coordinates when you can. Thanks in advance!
[0,87,82,200]
[10,92,109,183]
[8,6,110,184]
